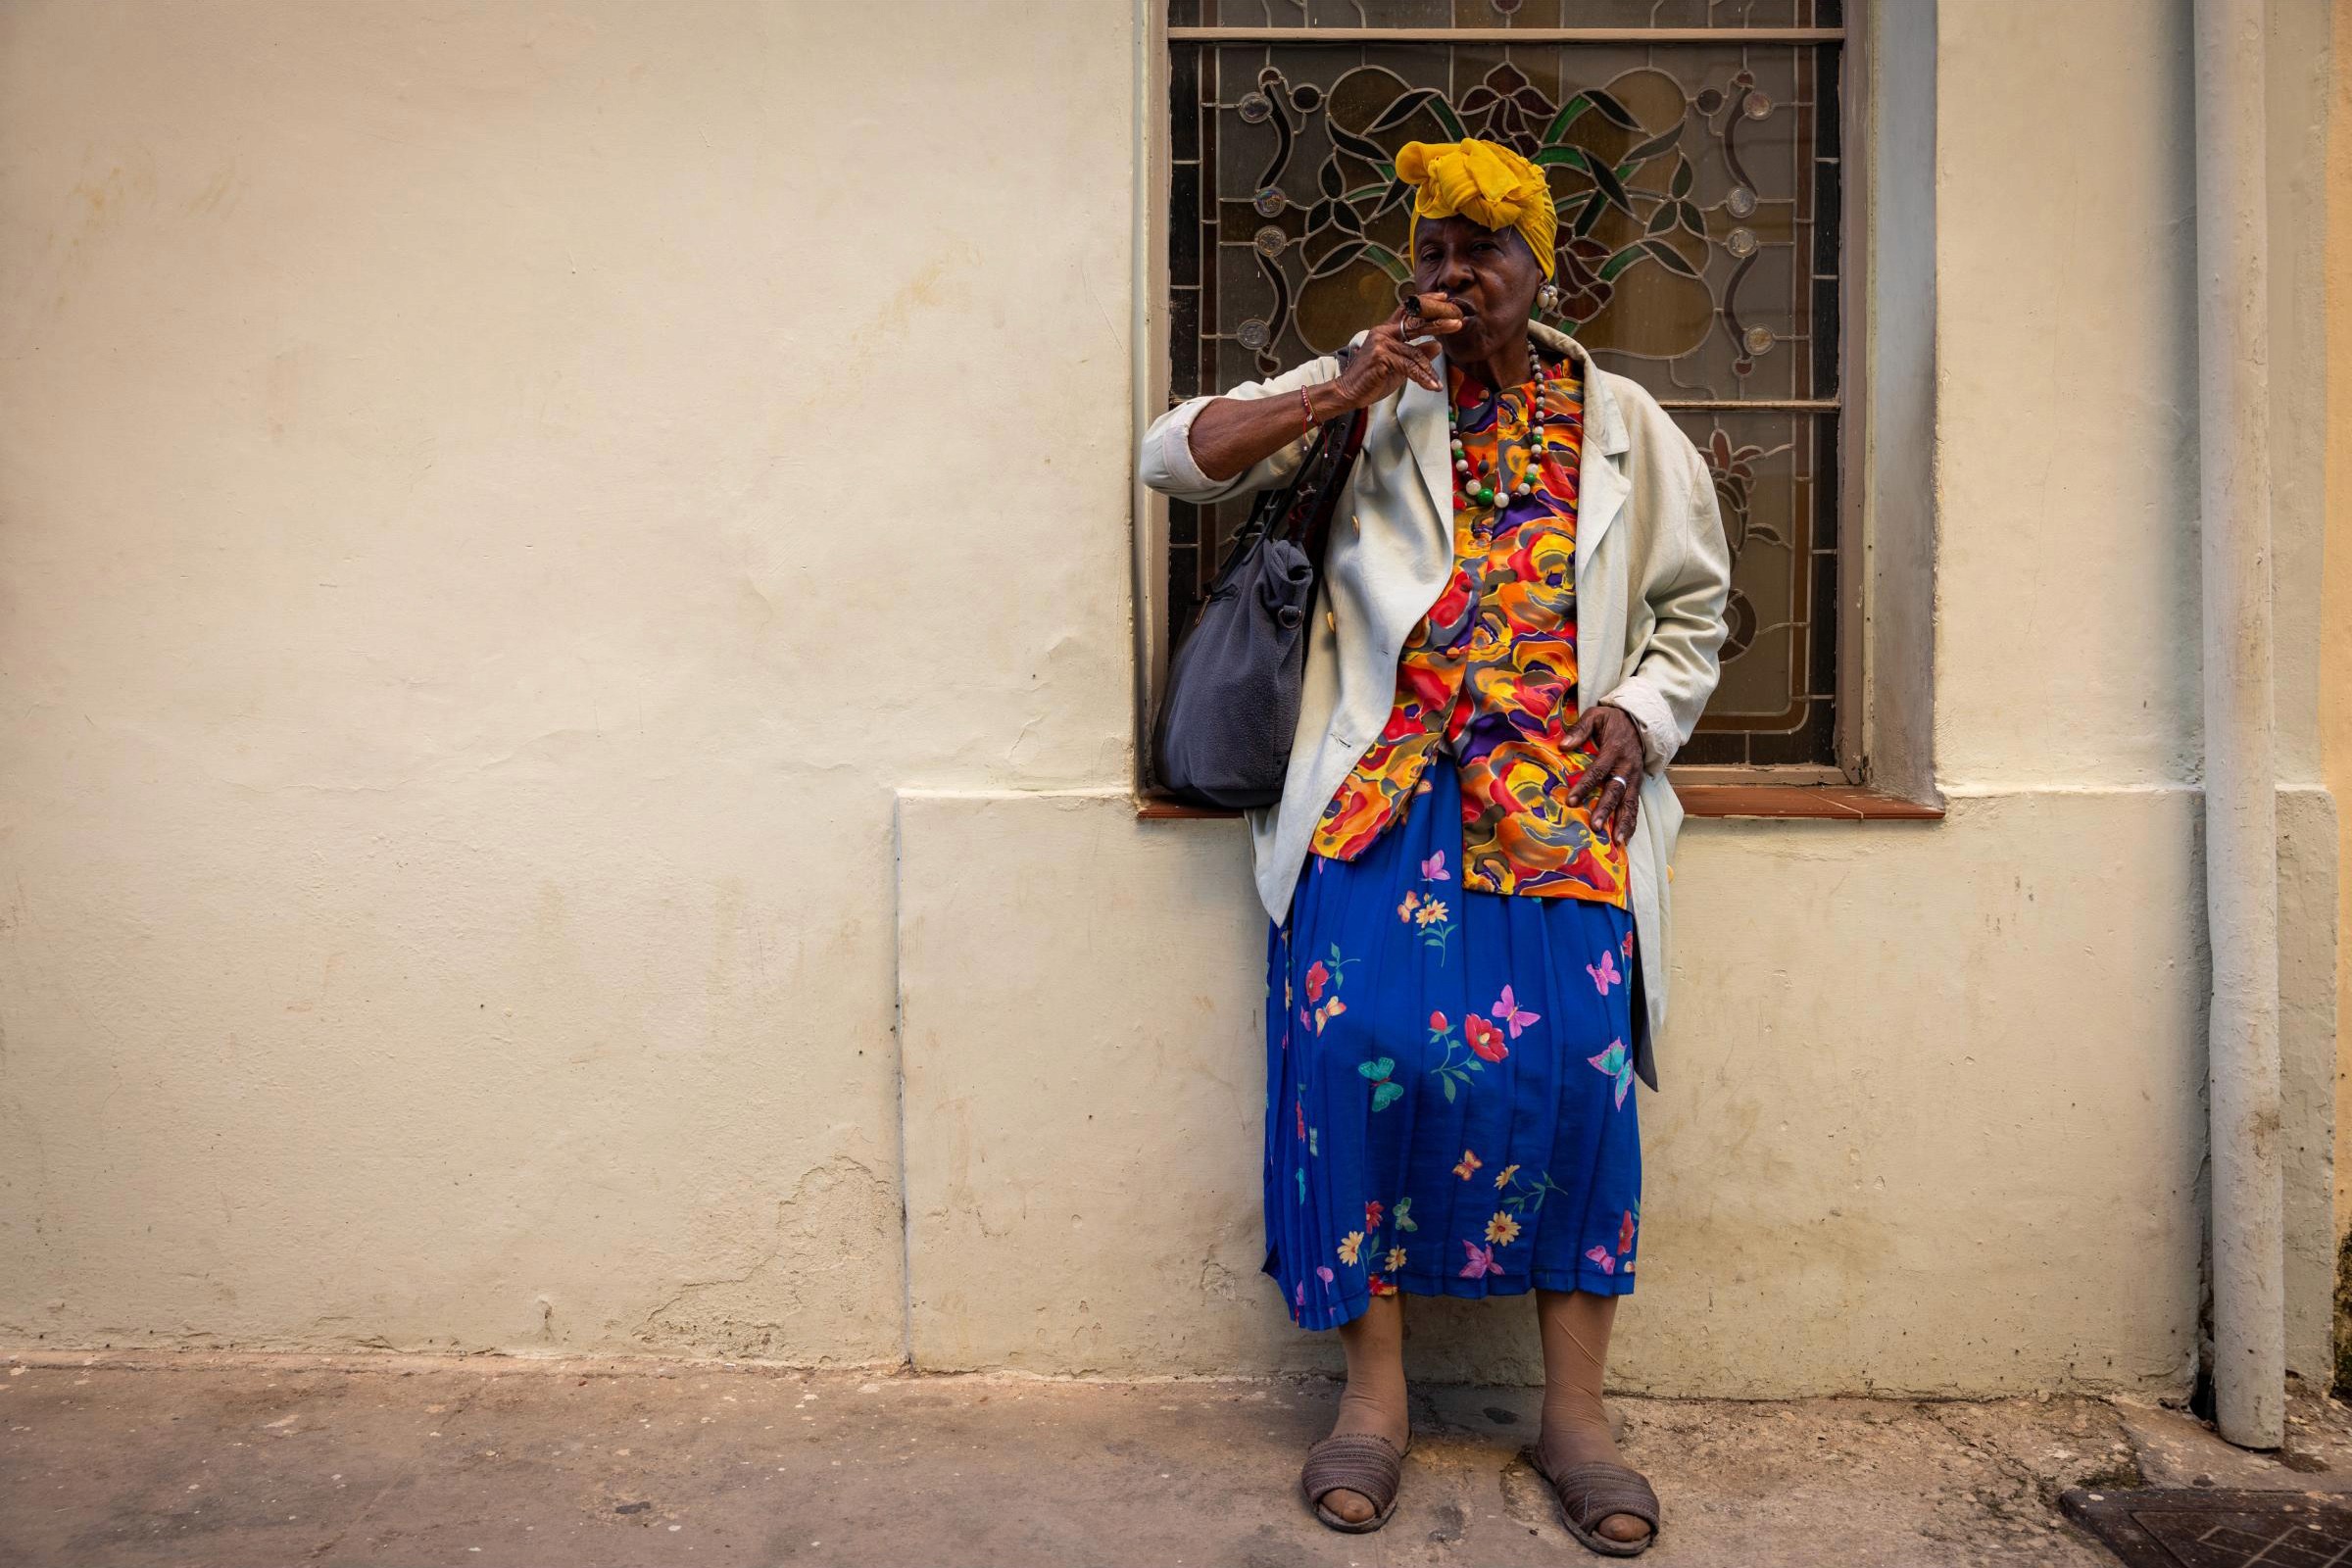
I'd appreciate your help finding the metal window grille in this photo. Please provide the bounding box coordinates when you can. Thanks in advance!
[1163,0,1848,769]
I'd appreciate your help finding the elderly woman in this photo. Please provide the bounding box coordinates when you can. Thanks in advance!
[1141,139,1729,1555]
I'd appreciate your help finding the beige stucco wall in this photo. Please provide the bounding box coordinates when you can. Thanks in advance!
[0,0,1135,1363]
[903,789,2217,1393]
[2328,0,2352,1299]
[2271,0,2342,1390]
[0,1,2338,1396]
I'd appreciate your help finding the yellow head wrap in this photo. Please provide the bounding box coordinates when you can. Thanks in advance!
[1394,138,1557,279]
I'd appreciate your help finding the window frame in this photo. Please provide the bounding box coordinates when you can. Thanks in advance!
[1129,1,1939,822]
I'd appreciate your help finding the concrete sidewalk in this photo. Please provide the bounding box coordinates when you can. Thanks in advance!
[5,1352,2351,1567]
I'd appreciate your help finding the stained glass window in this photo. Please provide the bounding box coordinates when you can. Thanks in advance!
[1163,2,1846,768]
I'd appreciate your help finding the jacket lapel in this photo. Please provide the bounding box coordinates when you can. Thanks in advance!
[1539,325,1632,585]
[1526,327,1634,710]
[1576,413,1632,588]
[1396,372,1453,546]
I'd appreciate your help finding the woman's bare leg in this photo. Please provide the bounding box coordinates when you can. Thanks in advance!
[1535,1289,1650,1545]
[1316,1292,1409,1524]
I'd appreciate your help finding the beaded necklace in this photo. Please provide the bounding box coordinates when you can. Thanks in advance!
[1446,351,1562,516]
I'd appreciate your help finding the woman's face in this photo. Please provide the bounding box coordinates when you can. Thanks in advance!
[1409,214,1545,369]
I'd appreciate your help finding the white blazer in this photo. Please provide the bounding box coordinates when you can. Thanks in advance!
[1141,322,1731,1086]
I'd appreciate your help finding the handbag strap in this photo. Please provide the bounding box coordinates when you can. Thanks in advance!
[1283,405,1367,569]
[1201,350,1365,590]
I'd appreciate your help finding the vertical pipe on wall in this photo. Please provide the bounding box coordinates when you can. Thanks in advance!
[2193,0,2284,1450]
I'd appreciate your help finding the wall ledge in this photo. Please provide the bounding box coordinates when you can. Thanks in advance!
[1135,783,1948,823]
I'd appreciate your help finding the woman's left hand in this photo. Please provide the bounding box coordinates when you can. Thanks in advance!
[1562,704,1645,846]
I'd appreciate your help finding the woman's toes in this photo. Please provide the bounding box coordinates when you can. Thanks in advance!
[1596,1511,1652,1544]
[1322,1486,1377,1524]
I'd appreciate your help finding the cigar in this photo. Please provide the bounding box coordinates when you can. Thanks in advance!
[1404,291,1447,347]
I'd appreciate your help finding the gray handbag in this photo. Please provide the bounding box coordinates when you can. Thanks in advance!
[1152,394,1368,809]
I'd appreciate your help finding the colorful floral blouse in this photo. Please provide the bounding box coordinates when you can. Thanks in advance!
[1307,359,1629,905]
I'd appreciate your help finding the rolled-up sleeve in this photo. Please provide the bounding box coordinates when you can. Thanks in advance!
[1141,395,1227,497]
[1138,350,1348,505]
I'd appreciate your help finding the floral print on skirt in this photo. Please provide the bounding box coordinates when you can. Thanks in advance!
[1265,763,1640,1332]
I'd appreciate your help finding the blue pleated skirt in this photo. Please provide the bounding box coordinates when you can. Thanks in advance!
[1264,764,1641,1332]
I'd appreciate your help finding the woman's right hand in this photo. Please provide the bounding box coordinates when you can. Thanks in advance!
[1180,295,1466,483]
[1320,295,1465,412]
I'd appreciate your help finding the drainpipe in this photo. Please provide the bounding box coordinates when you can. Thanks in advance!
[2192,0,2283,1450]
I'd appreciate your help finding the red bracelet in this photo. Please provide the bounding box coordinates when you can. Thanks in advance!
[1298,386,1317,435]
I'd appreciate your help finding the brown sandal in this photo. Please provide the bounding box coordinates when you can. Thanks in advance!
[1529,1451,1660,1557]
[1300,1430,1409,1533]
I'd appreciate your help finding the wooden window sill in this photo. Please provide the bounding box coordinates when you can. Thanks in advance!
[1135,797,1245,820]
[1136,783,1943,822]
